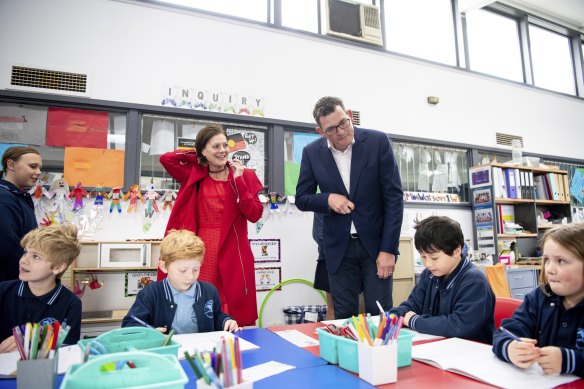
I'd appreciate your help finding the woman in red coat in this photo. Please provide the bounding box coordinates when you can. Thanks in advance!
[158,124,264,326]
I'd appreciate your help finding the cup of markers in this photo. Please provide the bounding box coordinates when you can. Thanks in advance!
[15,320,71,389]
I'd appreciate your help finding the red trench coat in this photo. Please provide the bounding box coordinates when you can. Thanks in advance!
[157,149,264,326]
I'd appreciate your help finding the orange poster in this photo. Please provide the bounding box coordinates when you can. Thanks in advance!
[64,147,125,188]
[46,107,109,148]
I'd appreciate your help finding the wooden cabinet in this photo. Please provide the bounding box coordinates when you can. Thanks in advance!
[392,237,415,306]
[63,240,161,325]
[469,163,570,263]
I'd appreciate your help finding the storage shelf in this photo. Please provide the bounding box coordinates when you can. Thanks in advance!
[495,198,534,204]
[535,199,570,205]
[498,233,538,238]
[74,266,158,272]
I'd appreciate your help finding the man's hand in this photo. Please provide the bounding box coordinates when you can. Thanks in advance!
[376,251,395,279]
[328,194,355,214]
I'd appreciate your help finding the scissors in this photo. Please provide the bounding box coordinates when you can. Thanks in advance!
[322,324,358,341]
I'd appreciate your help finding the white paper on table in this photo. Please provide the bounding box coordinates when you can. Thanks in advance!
[57,344,83,374]
[0,345,82,377]
[274,330,319,347]
[242,361,295,382]
[0,351,19,376]
[173,331,259,359]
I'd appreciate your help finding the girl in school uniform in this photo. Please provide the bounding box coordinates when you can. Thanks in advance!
[492,223,584,377]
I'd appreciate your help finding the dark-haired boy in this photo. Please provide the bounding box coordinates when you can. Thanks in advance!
[391,216,495,343]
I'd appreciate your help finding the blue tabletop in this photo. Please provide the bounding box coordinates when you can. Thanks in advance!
[0,328,328,389]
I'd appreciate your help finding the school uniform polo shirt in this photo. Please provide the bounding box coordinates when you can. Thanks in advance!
[0,280,81,345]
[168,281,200,334]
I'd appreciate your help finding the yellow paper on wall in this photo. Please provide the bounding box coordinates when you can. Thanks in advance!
[64,147,125,188]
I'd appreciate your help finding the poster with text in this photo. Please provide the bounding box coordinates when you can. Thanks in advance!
[250,239,281,263]
[226,128,266,188]
[255,267,281,292]
[125,271,157,296]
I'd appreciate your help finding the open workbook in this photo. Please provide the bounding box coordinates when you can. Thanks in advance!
[412,338,580,389]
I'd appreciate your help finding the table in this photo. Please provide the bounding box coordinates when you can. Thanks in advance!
[267,322,584,389]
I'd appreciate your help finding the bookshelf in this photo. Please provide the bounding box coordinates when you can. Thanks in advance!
[469,163,571,263]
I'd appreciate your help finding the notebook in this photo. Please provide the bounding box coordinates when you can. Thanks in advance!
[412,338,580,389]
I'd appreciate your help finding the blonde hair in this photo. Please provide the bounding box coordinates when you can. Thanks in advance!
[160,229,205,266]
[539,223,584,291]
[21,224,80,278]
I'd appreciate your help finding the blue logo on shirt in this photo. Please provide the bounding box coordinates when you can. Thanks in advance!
[39,317,57,327]
[204,300,214,318]
[577,328,584,350]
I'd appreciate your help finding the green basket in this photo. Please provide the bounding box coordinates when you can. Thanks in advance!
[316,327,339,364]
[78,327,179,359]
[61,351,187,389]
[319,329,415,373]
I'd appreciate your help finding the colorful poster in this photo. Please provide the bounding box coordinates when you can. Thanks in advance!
[250,239,281,263]
[125,271,157,296]
[255,267,281,292]
[46,107,108,148]
[226,128,266,188]
[64,147,125,187]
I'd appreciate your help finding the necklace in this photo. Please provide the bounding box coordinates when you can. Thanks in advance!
[208,166,227,174]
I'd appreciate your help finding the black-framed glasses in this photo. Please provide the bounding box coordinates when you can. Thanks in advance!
[324,117,351,136]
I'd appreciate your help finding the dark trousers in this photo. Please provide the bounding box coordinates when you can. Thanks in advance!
[328,237,393,319]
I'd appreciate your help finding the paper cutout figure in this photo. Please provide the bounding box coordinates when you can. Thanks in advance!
[68,182,89,211]
[268,192,285,212]
[47,177,70,220]
[161,190,177,211]
[143,183,160,218]
[29,173,50,221]
[107,187,124,213]
[89,184,107,207]
[123,184,144,213]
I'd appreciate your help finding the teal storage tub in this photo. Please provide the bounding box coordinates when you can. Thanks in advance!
[316,327,339,364]
[61,351,188,389]
[78,327,179,359]
[396,329,415,367]
[337,336,359,373]
[319,329,415,373]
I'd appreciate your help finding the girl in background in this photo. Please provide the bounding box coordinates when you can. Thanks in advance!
[492,223,584,377]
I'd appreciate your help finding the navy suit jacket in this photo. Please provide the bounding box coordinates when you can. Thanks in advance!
[295,127,403,274]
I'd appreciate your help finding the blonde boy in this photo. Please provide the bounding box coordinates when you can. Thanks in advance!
[123,229,239,333]
[0,224,81,353]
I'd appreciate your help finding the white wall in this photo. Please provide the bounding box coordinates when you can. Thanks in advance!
[0,0,579,325]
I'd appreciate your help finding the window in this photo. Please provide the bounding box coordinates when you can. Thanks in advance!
[0,102,126,178]
[465,10,523,82]
[529,24,575,95]
[157,0,268,23]
[384,0,456,65]
[283,130,320,195]
[393,141,469,203]
[140,114,268,191]
[281,0,319,33]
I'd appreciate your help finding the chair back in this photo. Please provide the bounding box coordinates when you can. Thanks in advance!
[494,297,522,328]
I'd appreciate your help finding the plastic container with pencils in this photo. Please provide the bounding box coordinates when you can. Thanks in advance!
[61,351,187,389]
[77,327,179,359]
[315,327,339,364]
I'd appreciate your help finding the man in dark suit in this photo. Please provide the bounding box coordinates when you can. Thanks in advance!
[296,96,403,319]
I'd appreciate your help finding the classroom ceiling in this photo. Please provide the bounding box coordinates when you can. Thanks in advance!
[500,0,584,32]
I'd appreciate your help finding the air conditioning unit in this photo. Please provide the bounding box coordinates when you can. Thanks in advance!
[324,0,383,46]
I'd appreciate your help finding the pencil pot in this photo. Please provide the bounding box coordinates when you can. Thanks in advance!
[337,336,359,374]
[316,327,339,364]
[61,351,187,389]
[397,329,415,367]
[197,377,253,389]
[358,342,398,386]
[78,327,179,359]
[17,353,58,389]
